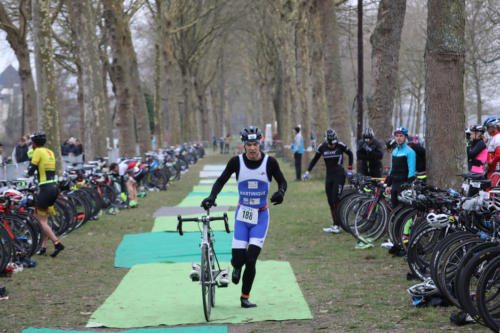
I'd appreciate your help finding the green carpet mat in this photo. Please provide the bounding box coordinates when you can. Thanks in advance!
[88,261,312,328]
[192,185,238,193]
[153,206,230,218]
[114,232,232,267]
[177,196,238,207]
[187,192,238,197]
[203,164,226,171]
[152,211,236,232]
[23,327,226,333]
[199,179,237,185]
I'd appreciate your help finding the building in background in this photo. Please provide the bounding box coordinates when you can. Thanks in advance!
[0,65,22,149]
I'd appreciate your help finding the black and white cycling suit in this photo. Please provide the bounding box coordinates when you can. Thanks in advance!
[307,141,353,226]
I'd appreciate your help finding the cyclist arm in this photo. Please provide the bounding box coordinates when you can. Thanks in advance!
[487,146,500,169]
[468,140,486,160]
[27,150,40,176]
[306,148,323,172]
[356,140,367,160]
[407,148,416,180]
[268,157,287,194]
[369,140,384,160]
[208,156,238,199]
[341,143,354,169]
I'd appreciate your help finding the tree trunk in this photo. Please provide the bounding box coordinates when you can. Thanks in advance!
[154,43,164,148]
[161,25,180,146]
[127,37,152,155]
[367,0,406,170]
[70,0,107,160]
[17,50,38,134]
[318,0,349,143]
[295,5,311,149]
[425,0,466,189]
[102,0,136,157]
[309,1,327,137]
[32,0,62,169]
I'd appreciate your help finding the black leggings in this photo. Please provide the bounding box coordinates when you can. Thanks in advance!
[294,153,302,180]
[231,245,261,296]
[325,173,346,225]
[390,180,404,208]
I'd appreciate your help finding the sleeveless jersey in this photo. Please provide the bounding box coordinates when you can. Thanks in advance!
[237,154,270,209]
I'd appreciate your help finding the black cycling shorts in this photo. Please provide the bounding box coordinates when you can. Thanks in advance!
[131,168,147,183]
[35,183,59,211]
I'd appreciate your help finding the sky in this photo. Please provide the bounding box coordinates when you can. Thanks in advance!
[0,31,18,73]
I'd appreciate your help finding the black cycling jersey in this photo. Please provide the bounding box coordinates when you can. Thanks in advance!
[307,142,354,176]
[356,138,383,177]
[209,153,287,198]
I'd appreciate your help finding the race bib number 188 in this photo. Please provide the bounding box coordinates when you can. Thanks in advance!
[237,205,259,224]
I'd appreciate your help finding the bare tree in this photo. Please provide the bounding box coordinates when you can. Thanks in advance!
[425,0,466,188]
[68,0,107,160]
[366,0,406,154]
[318,0,350,143]
[101,0,137,156]
[32,0,62,168]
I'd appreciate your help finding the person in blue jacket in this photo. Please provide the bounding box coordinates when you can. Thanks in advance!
[384,127,416,208]
[293,126,304,181]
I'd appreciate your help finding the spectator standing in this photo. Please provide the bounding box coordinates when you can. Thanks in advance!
[220,136,224,154]
[224,134,231,154]
[212,135,217,151]
[13,137,29,163]
[356,128,384,177]
[292,126,304,181]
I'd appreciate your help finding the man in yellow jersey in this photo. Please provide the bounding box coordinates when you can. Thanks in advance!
[27,131,64,257]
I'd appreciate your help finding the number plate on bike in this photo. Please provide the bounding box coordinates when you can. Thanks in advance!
[237,205,258,224]
[471,181,481,188]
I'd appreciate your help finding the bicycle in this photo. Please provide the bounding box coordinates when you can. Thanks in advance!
[177,208,231,321]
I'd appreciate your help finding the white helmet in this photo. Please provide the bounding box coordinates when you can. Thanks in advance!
[407,278,439,298]
[2,189,24,203]
[426,213,450,229]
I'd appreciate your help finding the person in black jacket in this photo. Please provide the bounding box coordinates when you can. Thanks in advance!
[14,137,29,163]
[356,128,383,177]
[467,125,487,173]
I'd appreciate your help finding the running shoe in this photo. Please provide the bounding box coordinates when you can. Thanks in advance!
[323,225,341,233]
[219,269,230,287]
[355,241,374,250]
[190,263,201,281]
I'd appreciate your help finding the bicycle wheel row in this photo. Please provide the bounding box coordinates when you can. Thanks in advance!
[340,172,500,331]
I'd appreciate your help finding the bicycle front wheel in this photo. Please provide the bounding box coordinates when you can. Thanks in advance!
[201,244,213,321]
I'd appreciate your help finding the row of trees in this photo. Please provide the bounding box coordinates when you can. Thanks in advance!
[0,0,498,187]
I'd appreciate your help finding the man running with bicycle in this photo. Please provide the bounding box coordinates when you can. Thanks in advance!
[201,126,287,308]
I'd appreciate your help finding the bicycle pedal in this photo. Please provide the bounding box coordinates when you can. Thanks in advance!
[219,282,229,288]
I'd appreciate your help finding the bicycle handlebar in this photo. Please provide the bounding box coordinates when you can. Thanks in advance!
[177,212,229,236]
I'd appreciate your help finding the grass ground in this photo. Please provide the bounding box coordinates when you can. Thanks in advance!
[0,152,487,332]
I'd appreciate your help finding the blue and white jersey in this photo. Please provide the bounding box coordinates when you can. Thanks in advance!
[237,154,270,209]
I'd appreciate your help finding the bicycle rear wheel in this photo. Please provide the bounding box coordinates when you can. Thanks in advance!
[201,244,213,321]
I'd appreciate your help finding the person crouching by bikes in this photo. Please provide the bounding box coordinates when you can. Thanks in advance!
[27,131,64,257]
[303,129,353,234]
[201,126,287,308]
[356,127,383,178]
[384,127,416,208]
